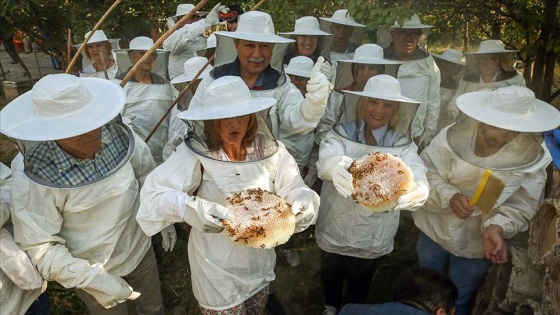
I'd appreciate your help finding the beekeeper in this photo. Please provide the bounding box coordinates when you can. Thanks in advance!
[0,74,166,314]
[412,86,560,315]
[113,36,174,165]
[444,40,526,127]
[164,56,213,160]
[137,76,319,313]
[318,9,365,65]
[432,48,466,132]
[191,11,331,171]
[164,3,226,79]
[0,163,49,314]
[382,14,441,149]
[316,75,429,315]
[79,30,120,79]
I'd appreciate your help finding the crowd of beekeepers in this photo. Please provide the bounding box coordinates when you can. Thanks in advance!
[1,3,559,315]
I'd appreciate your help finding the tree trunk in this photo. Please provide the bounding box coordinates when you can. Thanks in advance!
[528,199,560,269]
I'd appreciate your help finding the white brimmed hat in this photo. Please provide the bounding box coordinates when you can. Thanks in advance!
[343,74,420,104]
[129,36,155,51]
[457,86,560,132]
[214,11,293,44]
[171,3,207,18]
[391,14,433,29]
[319,9,365,28]
[284,56,313,78]
[85,30,110,44]
[464,40,519,54]
[178,76,277,120]
[279,16,331,36]
[0,74,125,141]
[171,56,213,84]
[195,33,216,57]
[432,48,465,65]
[338,44,403,65]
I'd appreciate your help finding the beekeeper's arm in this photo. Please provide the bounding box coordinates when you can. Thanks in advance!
[137,144,231,236]
[393,141,429,211]
[279,57,331,135]
[417,57,441,147]
[129,132,157,187]
[10,155,137,309]
[273,142,319,233]
[315,91,343,144]
[317,131,354,198]
[163,3,225,54]
[419,130,462,212]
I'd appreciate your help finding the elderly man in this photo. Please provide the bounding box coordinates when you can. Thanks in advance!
[319,9,365,65]
[164,3,226,79]
[382,14,441,150]
[0,74,164,315]
[192,11,331,172]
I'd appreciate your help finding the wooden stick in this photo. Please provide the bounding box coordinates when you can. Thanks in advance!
[143,0,268,143]
[66,0,122,74]
[67,29,72,69]
[119,0,209,88]
[144,55,214,142]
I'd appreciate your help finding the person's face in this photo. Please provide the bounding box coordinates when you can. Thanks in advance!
[87,42,110,63]
[363,98,397,130]
[130,50,156,71]
[56,128,103,159]
[219,115,250,146]
[296,35,319,57]
[436,59,463,79]
[479,123,519,148]
[391,29,422,60]
[477,54,501,78]
[288,74,309,95]
[354,64,379,91]
[227,20,238,31]
[234,39,274,77]
[330,23,354,52]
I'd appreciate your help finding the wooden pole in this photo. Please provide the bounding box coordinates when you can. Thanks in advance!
[67,29,72,69]
[66,0,122,74]
[118,0,209,87]
[143,0,268,143]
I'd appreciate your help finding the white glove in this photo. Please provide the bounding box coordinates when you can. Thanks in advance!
[300,56,331,121]
[331,157,354,198]
[205,3,228,28]
[292,199,316,233]
[320,61,334,81]
[160,224,177,252]
[0,228,44,290]
[303,167,318,188]
[394,181,430,211]
[80,266,140,309]
[184,196,232,233]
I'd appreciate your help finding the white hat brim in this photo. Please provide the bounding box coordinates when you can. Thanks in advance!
[431,53,465,65]
[285,68,311,78]
[0,78,125,141]
[338,57,403,65]
[457,91,560,132]
[279,29,332,36]
[343,89,421,105]
[319,17,365,28]
[464,49,519,55]
[171,67,213,84]
[214,31,294,44]
[177,97,277,120]
[391,23,433,29]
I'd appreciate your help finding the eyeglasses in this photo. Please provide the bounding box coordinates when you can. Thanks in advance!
[394,30,422,40]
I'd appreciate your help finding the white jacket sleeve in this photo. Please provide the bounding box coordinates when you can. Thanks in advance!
[130,132,157,188]
[273,143,320,233]
[482,153,551,239]
[0,162,12,227]
[419,130,461,212]
[419,57,441,145]
[298,57,331,125]
[9,155,131,307]
[317,131,349,182]
[315,92,343,144]
[0,227,44,290]
[163,19,206,54]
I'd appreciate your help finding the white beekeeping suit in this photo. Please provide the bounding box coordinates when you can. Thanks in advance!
[113,36,174,165]
[137,76,319,310]
[0,163,47,315]
[316,75,428,259]
[318,9,365,67]
[164,3,226,79]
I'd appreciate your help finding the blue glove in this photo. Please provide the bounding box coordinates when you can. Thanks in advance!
[544,130,560,169]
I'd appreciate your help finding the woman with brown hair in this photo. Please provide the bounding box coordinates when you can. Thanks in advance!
[79,30,119,79]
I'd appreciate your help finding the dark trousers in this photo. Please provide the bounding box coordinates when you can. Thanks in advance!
[320,249,377,308]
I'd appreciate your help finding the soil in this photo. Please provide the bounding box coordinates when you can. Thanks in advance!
[0,46,420,315]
